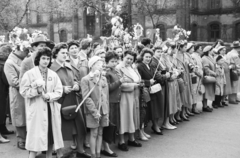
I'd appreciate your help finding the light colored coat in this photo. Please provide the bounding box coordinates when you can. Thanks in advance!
[202,55,216,101]
[226,49,240,93]
[191,52,204,102]
[20,66,64,152]
[116,62,141,134]
[4,53,25,127]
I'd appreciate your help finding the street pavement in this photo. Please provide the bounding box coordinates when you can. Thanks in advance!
[1,102,240,158]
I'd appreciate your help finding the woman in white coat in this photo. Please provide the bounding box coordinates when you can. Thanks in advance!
[20,48,64,158]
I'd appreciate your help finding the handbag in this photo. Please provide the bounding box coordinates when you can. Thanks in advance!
[103,122,117,144]
[149,83,162,94]
[230,69,239,81]
[191,75,197,84]
[202,76,216,84]
[61,105,77,120]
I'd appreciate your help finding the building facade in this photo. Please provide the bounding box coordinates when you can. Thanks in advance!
[23,0,240,43]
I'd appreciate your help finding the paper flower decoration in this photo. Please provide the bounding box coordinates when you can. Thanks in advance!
[9,27,32,51]
[133,23,143,39]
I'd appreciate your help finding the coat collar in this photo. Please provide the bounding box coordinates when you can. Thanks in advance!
[118,62,141,81]
[139,62,153,76]
[51,60,72,72]
[8,53,23,66]
[69,57,79,70]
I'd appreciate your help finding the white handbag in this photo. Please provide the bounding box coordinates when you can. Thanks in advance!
[149,83,162,94]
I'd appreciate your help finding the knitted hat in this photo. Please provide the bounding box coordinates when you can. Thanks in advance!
[88,56,102,68]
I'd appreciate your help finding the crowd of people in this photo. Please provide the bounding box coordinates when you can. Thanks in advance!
[0,29,240,158]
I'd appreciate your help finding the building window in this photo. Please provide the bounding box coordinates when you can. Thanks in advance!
[156,24,166,41]
[191,0,198,9]
[37,12,42,23]
[59,29,67,42]
[236,22,240,40]
[86,7,95,35]
[209,23,221,41]
[209,0,221,9]
[191,23,198,41]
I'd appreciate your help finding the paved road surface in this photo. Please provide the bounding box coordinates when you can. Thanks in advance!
[1,102,240,158]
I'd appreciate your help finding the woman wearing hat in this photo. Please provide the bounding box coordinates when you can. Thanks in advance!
[185,42,198,116]
[161,43,182,126]
[202,46,216,112]
[175,41,193,121]
[50,43,91,158]
[191,44,204,113]
[216,46,232,106]
[226,41,240,104]
[81,56,109,158]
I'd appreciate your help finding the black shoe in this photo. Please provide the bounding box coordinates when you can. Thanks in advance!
[76,152,91,158]
[207,106,213,111]
[127,140,142,147]
[203,107,212,112]
[118,143,128,151]
[42,151,57,155]
[222,102,228,106]
[84,143,90,149]
[151,126,163,135]
[17,142,26,150]
[1,129,14,135]
[101,150,118,157]
[212,104,218,109]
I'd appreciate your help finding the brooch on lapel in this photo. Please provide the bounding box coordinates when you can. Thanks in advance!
[48,77,52,81]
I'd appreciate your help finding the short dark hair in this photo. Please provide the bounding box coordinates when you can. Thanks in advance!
[105,50,119,63]
[136,43,145,54]
[138,48,153,62]
[81,39,91,50]
[52,43,68,59]
[67,40,79,50]
[34,47,52,68]
[194,44,202,52]
[178,43,187,50]
[141,38,151,46]
[153,46,162,52]
[123,50,137,62]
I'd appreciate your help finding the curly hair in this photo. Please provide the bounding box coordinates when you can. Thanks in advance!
[52,43,68,59]
[34,47,52,68]
[138,48,153,62]
[105,50,119,63]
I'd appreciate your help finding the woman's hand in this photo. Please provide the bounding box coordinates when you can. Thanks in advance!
[94,112,101,122]
[165,72,171,78]
[42,93,50,102]
[37,86,43,94]
[64,86,72,94]
[72,84,79,91]
[150,79,155,85]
